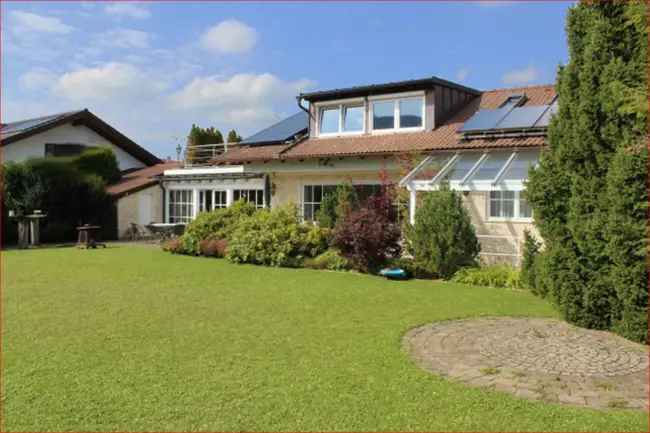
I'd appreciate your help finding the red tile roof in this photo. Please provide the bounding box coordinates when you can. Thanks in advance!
[107,161,180,198]
[213,84,556,164]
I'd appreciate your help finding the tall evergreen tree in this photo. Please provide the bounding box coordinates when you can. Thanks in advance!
[185,125,223,165]
[526,1,648,342]
[227,129,242,143]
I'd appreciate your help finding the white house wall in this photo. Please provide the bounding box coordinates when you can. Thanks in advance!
[2,123,146,171]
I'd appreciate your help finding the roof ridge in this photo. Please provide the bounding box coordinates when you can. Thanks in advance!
[483,83,555,93]
[2,109,85,128]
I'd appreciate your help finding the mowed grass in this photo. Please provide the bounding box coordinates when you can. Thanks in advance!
[1,245,646,432]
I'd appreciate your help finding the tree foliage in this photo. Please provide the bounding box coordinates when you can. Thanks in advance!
[404,186,480,279]
[227,129,242,143]
[185,124,224,164]
[526,1,648,342]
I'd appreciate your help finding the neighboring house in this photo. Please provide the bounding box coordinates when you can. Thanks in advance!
[158,76,557,264]
[106,160,180,239]
[0,109,160,171]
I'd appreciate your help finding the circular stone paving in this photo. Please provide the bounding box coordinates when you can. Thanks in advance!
[404,317,649,410]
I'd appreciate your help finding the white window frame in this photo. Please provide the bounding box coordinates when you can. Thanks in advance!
[301,184,339,221]
[168,189,194,224]
[315,97,366,138]
[369,91,425,134]
[487,190,533,222]
[233,189,265,209]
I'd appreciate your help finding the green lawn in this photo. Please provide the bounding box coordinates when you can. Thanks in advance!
[2,245,646,432]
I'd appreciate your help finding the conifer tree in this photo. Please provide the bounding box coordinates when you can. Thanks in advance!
[526,1,647,342]
[227,129,242,143]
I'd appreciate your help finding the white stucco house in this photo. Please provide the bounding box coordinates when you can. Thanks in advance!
[0,109,160,171]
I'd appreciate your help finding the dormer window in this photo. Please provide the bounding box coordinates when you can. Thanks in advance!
[318,101,365,136]
[370,93,424,133]
[314,91,425,138]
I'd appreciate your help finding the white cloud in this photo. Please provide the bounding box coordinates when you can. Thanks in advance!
[502,65,539,85]
[19,68,57,91]
[104,3,151,19]
[54,62,167,101]
[169,73,313,113]
[200,20,258,54]
[10,11,74,34]
[456,67,470,82]
[97,28,152,49]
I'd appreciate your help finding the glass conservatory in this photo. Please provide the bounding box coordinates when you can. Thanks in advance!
[399,149,540,224]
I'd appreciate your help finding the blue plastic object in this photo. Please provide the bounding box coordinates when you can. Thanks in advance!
[379,267,409,280]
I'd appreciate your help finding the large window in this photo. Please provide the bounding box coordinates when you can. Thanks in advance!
[233,189,264,208]
[489,191,531,220]
[303,185,338,221]
[198,190,228,212]
[168,190,194,223]
[371,96,423,131]
[318,103,364,135]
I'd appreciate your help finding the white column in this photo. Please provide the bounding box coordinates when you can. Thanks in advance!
[226,189,234,207]
[192,188,199,218]
[409,187,417,225]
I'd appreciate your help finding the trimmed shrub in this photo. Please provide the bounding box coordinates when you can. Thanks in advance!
[227,204,328,267]
[162,238,186,254]
[520,230,541,291]
[199,239,228,258]
[452,265,522,289]
[71,147,121,184]
[181,200,256,254]
[404,186,480,279]
[303,248,351,271]
[332,187,401,273]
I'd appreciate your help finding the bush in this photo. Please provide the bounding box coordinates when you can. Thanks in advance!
[332,187,401,273]
[199,239,228,258]
[227,204,328,267]
[520,230,541,290]
[71,147,121,184]
[1,157,115,243]
[387,257,435,279]
[404,186,480,279]
[162,238,186,254]
[452,265,522,289]
[303,248,351,271]
[181,200,256,254]
[315,182,358,229]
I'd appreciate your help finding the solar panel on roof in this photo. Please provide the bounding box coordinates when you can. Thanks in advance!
[533,101,558,128]
[496,106,548,130]
[459,108,510,132]
[240,111,308,145]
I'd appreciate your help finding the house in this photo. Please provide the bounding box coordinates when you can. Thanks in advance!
[0,109,160,171]
[158,76,556,264]
[106,160,180,239]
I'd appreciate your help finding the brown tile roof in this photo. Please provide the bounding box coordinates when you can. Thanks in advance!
[213,144,288,163]
[213,84,556,164]
[107,161,180,198]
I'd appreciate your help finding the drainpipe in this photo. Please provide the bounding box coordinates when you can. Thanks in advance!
[297,96,312,136]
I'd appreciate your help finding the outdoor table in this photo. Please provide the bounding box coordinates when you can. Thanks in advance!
[76,224,107,249]
[146,223,186,241]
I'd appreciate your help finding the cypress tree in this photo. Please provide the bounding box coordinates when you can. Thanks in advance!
[526,1,647,342]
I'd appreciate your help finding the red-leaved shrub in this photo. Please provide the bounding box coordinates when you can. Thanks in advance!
[332,184,401,273]
[162,238,185,254]
[199,238,228,258]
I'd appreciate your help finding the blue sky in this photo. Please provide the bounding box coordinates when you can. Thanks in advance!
[2,1,571,158]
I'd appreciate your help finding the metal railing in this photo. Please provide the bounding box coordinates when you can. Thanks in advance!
[184,142,235,167]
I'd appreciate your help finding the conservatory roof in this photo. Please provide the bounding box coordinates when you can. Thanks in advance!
[399,148,540,192]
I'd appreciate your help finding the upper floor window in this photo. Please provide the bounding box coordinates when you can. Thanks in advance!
[371,95,424,132]
[318,103,365,136]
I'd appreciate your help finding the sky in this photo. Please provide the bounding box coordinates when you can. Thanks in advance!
[2,1,571,159]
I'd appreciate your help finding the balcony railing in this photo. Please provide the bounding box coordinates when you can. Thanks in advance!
[184,142,236,167]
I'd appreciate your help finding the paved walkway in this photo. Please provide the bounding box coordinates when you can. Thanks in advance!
[405,317,648,410]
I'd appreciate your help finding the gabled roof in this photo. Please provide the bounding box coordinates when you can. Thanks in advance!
[300,76,480,102]
[107,160,180,198]
[1,109,160,166]
[212,84,556,165]
[240,111,308,145]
